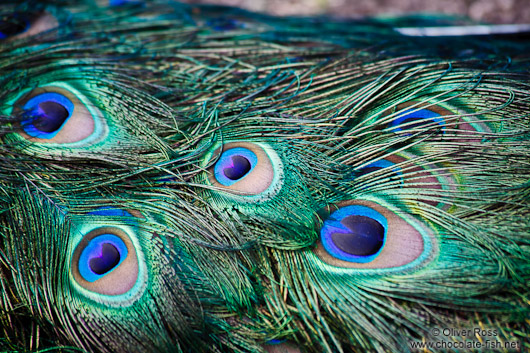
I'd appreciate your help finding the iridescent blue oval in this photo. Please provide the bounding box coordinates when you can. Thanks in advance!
[214,147,258,186]
[21,92,74,139]
[78,234,129,283]
[321,205,387,263]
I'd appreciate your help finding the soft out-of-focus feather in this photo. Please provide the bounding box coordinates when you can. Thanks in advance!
[0,1,529,353]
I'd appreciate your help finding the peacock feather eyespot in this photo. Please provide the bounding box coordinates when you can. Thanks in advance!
[354,159,404,187]
[315,200,436,270]
[9,83,108,146]
[0,11,58,40]
[386,102,447,136]
[72,227,139,296]
[207,141,283,199]
[69,208,147,304]
[385,100,492,141]
[383,101,491,142]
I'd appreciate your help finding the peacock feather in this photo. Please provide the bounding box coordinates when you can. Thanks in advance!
[1,1,529,352]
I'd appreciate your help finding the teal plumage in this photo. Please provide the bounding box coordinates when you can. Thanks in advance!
[1,1,529,352]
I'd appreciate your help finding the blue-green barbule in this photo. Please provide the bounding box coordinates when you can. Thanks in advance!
[0,1,529,352]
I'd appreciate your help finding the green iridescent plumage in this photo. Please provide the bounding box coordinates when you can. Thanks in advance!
[0,1,529,353]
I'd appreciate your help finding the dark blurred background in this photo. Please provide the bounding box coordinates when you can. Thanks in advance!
[180,0,530,24]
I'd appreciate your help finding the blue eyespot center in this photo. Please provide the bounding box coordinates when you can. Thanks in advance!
[79,234,128,282]
[31,101,69,133]
[354,159,403,188]
[331,215,385,256]
[207,18,241,31]
[21,92,74,139]
[266,339,287,345]
[0,13,28,39]
[356,166,383,177]
[110,0,144,6]
[89,243,121,275]
[321,205,388,263]
[214,147,258,186]
[224,155,251,180]
[390,108,444,135]
[89,208,133,218]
